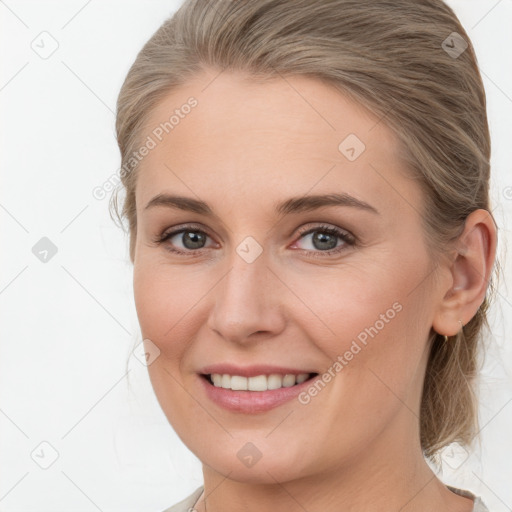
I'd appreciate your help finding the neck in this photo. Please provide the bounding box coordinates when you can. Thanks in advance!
[194,413,470,512]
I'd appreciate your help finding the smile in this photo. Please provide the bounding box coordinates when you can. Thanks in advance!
[198,372,320,413]
[205,372,314,391]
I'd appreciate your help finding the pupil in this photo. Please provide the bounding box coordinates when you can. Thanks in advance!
[183,231,205,249]
[313,232,337,250]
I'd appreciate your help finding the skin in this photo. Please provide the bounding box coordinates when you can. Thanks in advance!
[132,68,496,512]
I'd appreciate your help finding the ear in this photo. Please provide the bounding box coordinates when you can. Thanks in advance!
[432,209,497,337]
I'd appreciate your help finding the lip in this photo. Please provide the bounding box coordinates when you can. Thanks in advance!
[198,363,317,378]
[197,371,320,414]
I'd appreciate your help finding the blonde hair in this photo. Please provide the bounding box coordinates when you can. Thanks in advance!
[111,0,499,458]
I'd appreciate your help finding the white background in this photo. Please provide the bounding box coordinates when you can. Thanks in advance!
[1,1,511,510]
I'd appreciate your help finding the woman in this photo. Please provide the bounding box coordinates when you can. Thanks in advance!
[111,0,499,510]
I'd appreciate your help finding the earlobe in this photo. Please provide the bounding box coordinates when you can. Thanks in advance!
[432,209,497,337]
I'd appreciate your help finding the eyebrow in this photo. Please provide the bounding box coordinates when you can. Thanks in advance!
[144,192,379,216]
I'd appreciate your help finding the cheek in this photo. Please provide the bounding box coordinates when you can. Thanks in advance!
[133,262,201,424]
[133,258,200,341]
[133,262,196,355]
[291,257,429,407]
[133,264,165,340]
[289,261,409,354]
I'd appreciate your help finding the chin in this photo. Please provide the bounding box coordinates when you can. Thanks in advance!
[196,443,312,484]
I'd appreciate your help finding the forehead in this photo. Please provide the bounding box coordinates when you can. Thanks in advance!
[135,69,420,218]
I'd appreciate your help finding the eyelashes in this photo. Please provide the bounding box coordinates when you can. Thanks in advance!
[153,225,216,257]
[152,223,357,259]
[295,225,356,257]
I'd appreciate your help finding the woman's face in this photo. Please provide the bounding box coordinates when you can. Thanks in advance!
[132,69,444,482]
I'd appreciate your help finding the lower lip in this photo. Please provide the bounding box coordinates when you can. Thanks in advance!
[198,374,319,413]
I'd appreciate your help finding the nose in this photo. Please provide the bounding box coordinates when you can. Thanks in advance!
[206,248,286,344]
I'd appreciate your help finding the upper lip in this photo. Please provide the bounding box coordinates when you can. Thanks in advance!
[199,364,318,378]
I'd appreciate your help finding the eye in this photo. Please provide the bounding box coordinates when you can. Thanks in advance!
[153,223,356,258]
[292,224,356,258]
[153,224,216,255]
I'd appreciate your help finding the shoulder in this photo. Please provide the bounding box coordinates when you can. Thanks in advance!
[472,495,490,512]
[446,485,490,512]
[160,486,204,512]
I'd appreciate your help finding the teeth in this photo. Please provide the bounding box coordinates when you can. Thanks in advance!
[267,374,282,390]
[230,375,248,390]
[210,373,311,391]
[296,373,309,384]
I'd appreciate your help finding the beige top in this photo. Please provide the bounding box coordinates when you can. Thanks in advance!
[161,484,490,512]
